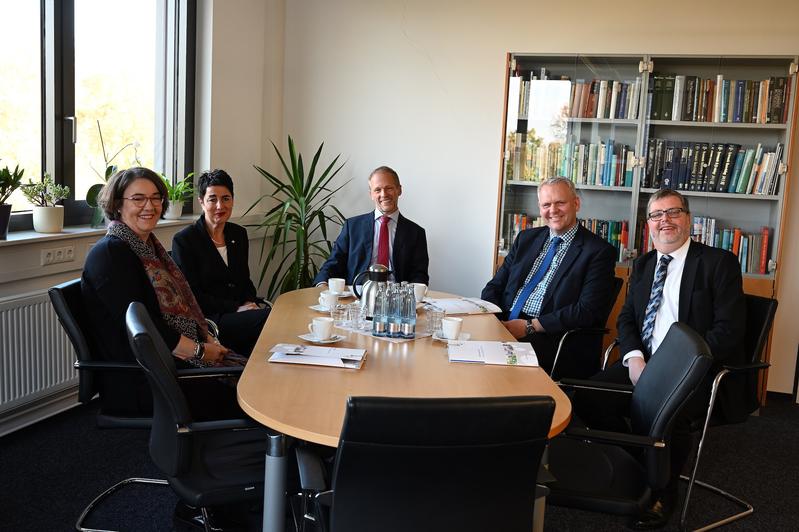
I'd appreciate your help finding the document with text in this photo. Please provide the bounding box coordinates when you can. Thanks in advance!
[424,297,501,315]
[447,341,538,366]
[268,344,366,369]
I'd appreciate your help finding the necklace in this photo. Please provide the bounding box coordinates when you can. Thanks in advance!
[207,229,225,246]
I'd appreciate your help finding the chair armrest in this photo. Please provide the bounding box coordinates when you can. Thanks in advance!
[182,418,264,433]
[563,426,665,449]
[74,360,141,372]
[314,490,333,508]
[296,446,328,491]
[176,366,244,379]
[723,362,770,373]
[551,328,611,379]
[558,378,634,394]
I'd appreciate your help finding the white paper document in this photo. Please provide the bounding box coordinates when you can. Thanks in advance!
[447,341,539,367]
[268,344,366,369]
[424,297,501,315]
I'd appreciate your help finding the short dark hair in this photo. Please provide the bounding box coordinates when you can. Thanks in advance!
[368,166,401,187]
[98,167,169,221]
[647,188,690,214]
[197,169,234,198]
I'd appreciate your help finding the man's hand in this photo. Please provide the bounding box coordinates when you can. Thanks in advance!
[501,319,528,340]
[628,357,646,385]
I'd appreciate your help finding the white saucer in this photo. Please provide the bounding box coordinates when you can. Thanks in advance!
[331,289,354,297]
[432,332,471,342]
[309,304,332,313]
[298,333,344,344]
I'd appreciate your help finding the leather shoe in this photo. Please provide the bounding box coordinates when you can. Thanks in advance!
[629,491,677,530]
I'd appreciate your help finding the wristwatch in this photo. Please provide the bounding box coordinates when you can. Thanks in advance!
[525,319,535,337]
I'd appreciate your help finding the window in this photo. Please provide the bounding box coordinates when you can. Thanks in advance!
[3,0,194,230]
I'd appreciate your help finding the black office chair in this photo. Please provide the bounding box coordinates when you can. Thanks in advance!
[678,294,778,530]
[125,301,272,532]
[550,275,624,380]
[48,279,169,531]
[546,322,713,517]
[295,395,556,532]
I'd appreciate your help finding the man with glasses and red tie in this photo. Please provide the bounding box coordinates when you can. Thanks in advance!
[574,188,746,530]
[314,166,429,286]
[481,176,617,379]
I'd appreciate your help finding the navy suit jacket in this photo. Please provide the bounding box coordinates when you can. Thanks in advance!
[171,215,258,322]
[481,225,617,378]
[617,240,746,422]
[313,211,429,285]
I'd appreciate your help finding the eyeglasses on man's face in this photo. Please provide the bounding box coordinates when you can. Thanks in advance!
[122,194,164,208]
[647,207,686,221]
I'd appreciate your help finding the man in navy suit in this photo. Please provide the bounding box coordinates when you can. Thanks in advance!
[481,177,617,378]
[574,188,746,529]
[314,166,429,286]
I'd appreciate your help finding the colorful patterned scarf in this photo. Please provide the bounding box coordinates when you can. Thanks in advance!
[108,220,208,342]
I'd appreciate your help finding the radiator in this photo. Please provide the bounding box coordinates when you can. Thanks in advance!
[0,290,78,415]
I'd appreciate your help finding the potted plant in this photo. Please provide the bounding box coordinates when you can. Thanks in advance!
[161,173,194,219]
[0,161,24,239]
[86,121,141,228]
[21,173,70,233]
[246,135,349,300]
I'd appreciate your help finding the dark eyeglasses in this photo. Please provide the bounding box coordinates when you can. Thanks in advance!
[122,195,164,208]
[647,207,686,221]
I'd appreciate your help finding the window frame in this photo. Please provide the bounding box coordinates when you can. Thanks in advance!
[8,0,195,232]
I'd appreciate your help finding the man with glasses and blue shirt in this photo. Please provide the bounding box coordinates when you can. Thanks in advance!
[481,176,617,379]
[574,188,746,530]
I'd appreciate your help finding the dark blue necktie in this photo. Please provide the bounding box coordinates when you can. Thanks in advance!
[508,236,562,320]
[641,254,673,355]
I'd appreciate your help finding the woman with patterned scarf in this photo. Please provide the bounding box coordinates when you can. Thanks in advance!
[82,167,244,417]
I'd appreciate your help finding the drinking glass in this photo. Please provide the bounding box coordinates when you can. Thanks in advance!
[330,304,347,326]
[426,309,444,335]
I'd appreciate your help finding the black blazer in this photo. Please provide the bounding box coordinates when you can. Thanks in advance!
[481,225,617,333]
[617,240,746,422]
[313,211,430,285]
[81,234,182,414]
[171,216,258,322]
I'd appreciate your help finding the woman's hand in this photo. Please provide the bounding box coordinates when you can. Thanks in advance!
[202,341,230,364]
[237,302,260,312]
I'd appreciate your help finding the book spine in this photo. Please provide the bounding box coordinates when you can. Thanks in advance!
[759,226,770,274]
[672,75,685,121]
[713,74,723,122]
[661,75,675,120]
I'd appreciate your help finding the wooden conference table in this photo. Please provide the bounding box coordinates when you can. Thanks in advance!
[237,287,572,532]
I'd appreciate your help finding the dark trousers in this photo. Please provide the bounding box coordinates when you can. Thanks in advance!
[573,360,709,493]
[215,307,270,356]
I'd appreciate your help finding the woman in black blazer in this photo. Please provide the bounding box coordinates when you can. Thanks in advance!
[171,169,269,355]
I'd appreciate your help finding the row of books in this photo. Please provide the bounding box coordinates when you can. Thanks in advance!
[643,138,782,195]
[638,218,771,274]
[579,218,629,262]
[506,137,635,187]
[568,79,642,120]
[649,74,791,124]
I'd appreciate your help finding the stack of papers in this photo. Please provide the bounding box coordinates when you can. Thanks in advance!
[268,344,366,369]
[447,341,538,366]
[424,298,501,315]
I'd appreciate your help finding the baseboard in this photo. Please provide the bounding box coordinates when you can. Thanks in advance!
[0,386,79,438]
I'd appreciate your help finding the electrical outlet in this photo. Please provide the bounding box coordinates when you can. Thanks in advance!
[54,248,64,262]
[64,245,75,261]
[41,245,76,265]
[41,249,54,266]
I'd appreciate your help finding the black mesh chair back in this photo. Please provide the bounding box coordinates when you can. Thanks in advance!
[126,301,268,518]
[327,395,555,532]
[740,294,778,415]
[548,322,713,516]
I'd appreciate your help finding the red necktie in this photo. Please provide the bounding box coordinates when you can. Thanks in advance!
[377,215,390,267]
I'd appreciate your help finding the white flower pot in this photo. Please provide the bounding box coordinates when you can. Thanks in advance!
[32,205,65,233]
[164,200,184,220]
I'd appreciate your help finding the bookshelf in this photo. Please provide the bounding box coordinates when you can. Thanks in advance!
[495,53,798,300]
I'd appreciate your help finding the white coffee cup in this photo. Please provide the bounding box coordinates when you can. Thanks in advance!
[328,277,346,294]
[412,283,428,302]
[441,316,463,340]
[309,317,334,340]
[318,290,338,310]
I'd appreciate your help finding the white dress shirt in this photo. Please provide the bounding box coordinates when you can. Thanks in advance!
[623,237,691,366]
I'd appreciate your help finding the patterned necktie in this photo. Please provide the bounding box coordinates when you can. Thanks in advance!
[641,254,673,356]
[508,236,562,321]
[376,215,390,267]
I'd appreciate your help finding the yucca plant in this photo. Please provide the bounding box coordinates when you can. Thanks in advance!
[246,136,349,300]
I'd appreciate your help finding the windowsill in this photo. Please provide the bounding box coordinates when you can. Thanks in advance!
[0,216,198,248]
[0,212,265,248]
